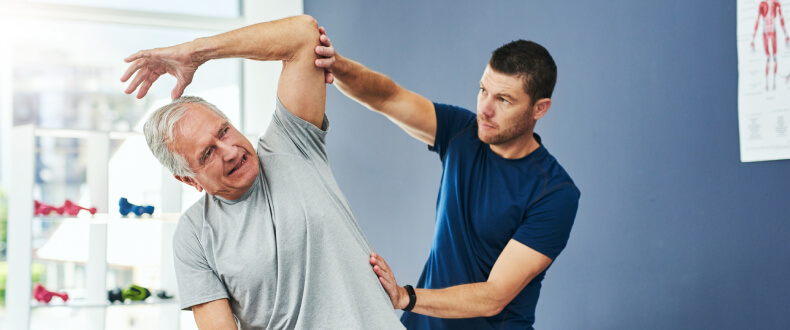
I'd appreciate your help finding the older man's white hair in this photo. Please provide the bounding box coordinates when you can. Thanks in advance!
[143,96,229,177]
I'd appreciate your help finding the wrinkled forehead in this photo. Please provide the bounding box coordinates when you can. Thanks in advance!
[169,105,226,157]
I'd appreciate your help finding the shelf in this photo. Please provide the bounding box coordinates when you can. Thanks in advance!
[32,127,143,140]
[32,213,181,223]
[31,298,179,309]
[9,124,183,329]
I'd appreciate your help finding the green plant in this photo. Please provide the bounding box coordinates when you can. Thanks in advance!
[0,261,5,307]
[0,186,6,259]
[0,262,45,307]
[0,188,46,308]
[0,187,6,307]
[0,261,4,306]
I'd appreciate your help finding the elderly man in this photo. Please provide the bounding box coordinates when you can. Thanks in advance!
[315,31,580,329]
[121,16,403,330]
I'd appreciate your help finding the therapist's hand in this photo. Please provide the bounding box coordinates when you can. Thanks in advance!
[121,42,203,100]
[370,251,409,309]
[315,26,335,84]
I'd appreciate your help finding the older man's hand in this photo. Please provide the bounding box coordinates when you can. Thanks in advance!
[121,42,202,100]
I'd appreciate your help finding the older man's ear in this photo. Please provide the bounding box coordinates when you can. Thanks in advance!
[174,175,204,192]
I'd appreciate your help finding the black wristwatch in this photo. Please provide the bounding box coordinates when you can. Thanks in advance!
[402,284,417,312]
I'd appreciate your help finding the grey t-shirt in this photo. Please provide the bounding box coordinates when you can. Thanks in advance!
[173,99,404,330]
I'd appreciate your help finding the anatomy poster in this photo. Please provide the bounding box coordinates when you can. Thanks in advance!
[738,0,790,162]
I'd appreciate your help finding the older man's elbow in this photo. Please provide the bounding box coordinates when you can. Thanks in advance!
[297,14,319,29]
[294,14,320,45]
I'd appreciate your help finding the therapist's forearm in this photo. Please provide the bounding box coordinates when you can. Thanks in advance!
[402,282,510,318]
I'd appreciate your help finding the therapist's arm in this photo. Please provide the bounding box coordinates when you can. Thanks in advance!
[314,30,436,145]
[370,239,552,318]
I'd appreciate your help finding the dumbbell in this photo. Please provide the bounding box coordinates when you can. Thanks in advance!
[62,199,97,215]
[34,200,64,216]
[35,200,97,216]
[108,284,152,303]
[119,197,155,217]
[33,283,69,303]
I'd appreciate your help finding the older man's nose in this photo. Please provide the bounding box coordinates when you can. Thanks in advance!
[218,141,238,162]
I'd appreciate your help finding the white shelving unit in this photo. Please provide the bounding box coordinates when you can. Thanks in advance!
[6,125,183,330]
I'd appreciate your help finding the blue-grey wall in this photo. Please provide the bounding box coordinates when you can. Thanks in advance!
[306,1,790,329]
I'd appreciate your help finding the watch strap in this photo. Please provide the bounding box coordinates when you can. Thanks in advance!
[402,284,417,312]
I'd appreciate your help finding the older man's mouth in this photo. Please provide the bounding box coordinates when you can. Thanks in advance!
[228,154,247,176]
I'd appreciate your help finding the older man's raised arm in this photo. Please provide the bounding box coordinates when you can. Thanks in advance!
[121,15,326,128]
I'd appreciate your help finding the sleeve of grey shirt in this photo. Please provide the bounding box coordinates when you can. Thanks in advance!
[258,97,330,163]
[173,204,229,311]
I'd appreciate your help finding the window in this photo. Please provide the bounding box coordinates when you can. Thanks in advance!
[18,0,241,18]
[0,3,245,330]
[4,15,242,250]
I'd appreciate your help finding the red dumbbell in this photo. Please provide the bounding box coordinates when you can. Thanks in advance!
[62,199,97,216]
[34,200,65,216]
[33,283,69,303]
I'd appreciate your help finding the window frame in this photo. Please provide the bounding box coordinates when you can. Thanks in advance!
[0,0,248,190]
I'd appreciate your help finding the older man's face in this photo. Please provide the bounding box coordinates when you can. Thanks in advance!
[170,104,259,200]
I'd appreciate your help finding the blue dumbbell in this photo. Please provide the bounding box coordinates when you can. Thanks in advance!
[119,198,155,217]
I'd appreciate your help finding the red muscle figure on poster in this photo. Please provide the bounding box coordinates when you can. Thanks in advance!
[751,0,790,90]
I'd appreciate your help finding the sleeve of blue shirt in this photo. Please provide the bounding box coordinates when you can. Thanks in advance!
[513,183,580,260]
[428,102,477,161]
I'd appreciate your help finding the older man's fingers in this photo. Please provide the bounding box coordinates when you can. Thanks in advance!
[120,59,148,83]
[124,67,150,94]
[124,50,147,63]
[136,72,160,99]
[171,79,189,100]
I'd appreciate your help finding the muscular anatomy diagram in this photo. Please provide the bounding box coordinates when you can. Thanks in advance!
[751,0,790,90]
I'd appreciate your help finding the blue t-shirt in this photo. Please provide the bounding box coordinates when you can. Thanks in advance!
[400,103,580,330]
